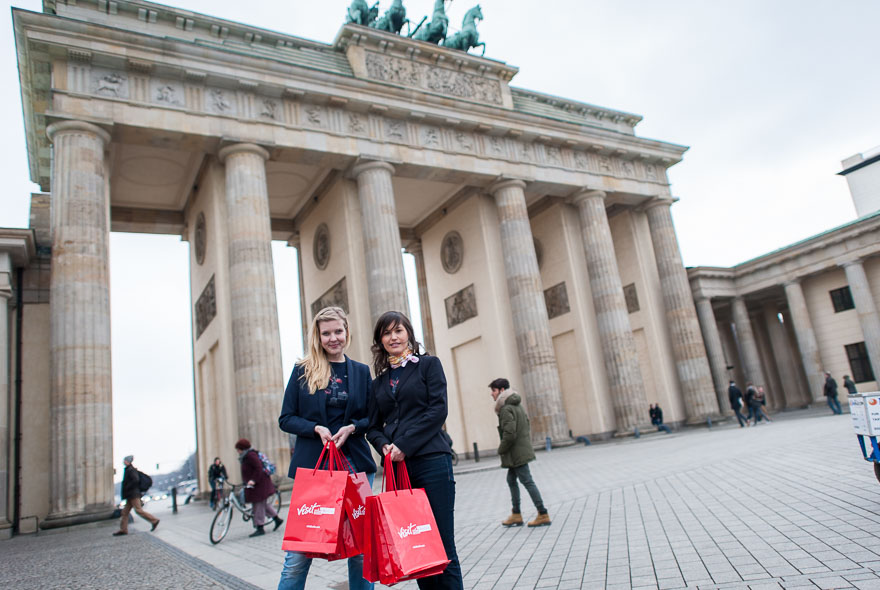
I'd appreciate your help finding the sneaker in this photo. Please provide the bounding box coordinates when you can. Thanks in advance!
[527,513,551,527]
[112,531,127,536]
[501,513,523,527]
[151,520,160,532]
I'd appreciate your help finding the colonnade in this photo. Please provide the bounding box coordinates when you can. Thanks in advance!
[41,121,718,520]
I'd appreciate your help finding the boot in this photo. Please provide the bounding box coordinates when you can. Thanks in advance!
[527,512,551,527]
[273,516,284,531]
[249,525,265,537]
[501,512,523,527]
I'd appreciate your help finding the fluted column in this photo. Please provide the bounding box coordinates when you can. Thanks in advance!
[490,179,568,443]
[219,143,287,468]
[0,255,11,532]
[404,240,436,354]
[694,297,730,415]
[571,190,646,433]
[783,280,825,402]
[842,259,880,377]
[645,199,718,419]
[352,161,409,324]
[731,297,766,388]
[763,303,802,409]
[45,121,115,524]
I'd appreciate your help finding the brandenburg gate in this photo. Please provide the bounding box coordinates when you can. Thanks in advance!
[2,0,719,531]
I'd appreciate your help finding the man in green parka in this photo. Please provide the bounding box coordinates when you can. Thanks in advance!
[490,378,551,528]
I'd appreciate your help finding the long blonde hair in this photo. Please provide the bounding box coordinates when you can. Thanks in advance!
[299,307,351,394]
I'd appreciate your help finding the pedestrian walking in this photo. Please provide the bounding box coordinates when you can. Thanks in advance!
[824,371,843,414]
[234,438,283,538]
[208,457,228,510]
[728,380,749,427]
[751,386,773,424]
[649,404,672,433]
[367,310,463,590]
[490,378,552,527]
[844,374,858,395]
[113,455,159,536]
[277,306,376,590]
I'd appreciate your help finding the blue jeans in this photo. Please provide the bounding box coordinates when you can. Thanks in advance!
[405,453,463,590]
[278,473,375,590]
[657,423,672,434]
[827,395,842,414]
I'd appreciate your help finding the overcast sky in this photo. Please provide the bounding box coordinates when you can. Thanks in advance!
[2,0,878,478]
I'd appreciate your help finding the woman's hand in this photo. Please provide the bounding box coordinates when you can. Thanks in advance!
[331,424,355,447]
[246,479,255,488]
[314,425,332,444]
[389,444,406,462]
[381,444,392,456]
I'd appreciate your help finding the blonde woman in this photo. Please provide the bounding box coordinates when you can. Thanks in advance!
[278,306,376,590]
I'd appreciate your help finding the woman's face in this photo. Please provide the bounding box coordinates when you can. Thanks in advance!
[319,319,347,359]
[381,322,409,357]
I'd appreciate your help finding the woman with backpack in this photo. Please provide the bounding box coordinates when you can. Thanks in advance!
[234,438,283,537]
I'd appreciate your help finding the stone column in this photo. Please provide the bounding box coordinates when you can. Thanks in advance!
[731,297,766,388]
[842,259,880,377]
[694,297,730,415]
[45,121,115,524]
[404,240,436,354]
[763,303,801,409]
[644,199,718,419]
[0,254,11,533]
[490,179,568,443]
[783,280,825,402]
[351,161,409,324]
[218,143,287,468]
[570,190,646,433]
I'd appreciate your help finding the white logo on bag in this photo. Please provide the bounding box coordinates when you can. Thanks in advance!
[397,523,432,538]
[351,505,366,520]
[297,502,335,516]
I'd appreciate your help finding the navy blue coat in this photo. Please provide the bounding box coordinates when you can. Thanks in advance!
[278,356,377,477]
[367,355,453,459]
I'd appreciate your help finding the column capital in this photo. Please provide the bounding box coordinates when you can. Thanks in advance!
[487,178,527,195]
[287,231,301,249]
[218,142,270,163]
[840,258,864,269]
[641,196,676,212]
[46,120,111,146]
[404,239,423,256]
[782,277,802,288]
[569,189,606,206]
[351,160,395,178]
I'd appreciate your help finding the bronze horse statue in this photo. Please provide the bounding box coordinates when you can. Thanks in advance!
[442,5,485,55]
[409,0,450,44]
[370,0,411,35]
[345,0,379,26]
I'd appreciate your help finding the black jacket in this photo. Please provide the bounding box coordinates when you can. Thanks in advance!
[824,376,839,398]
[121,465,141,501]
[367,355,452,459]
[208,463,228,482]
[650,406,663,425]
[728,385,743,410]
[279,356,376,477]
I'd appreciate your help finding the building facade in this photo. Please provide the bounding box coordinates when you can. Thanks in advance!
[2,0,720,532]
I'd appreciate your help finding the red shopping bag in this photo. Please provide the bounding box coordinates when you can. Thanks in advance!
[369,456,450,585]
[344,469,373,548]
[281,442,349,554]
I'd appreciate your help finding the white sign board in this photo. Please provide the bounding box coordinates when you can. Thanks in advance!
[863,392,880,435]
[850,395,870,435]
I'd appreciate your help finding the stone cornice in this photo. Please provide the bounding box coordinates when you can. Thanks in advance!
[0,229,37,268]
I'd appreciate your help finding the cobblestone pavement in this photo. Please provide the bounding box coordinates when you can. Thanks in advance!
[6,408,880,589]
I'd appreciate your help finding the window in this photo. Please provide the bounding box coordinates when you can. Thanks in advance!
[845,342,875,383]
[830,286,855,313]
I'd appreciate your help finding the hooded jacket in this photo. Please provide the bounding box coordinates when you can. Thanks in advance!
[495,391,536,469]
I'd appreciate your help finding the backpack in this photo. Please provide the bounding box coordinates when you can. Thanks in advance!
[256,451,276,476]
[137,470,153,493]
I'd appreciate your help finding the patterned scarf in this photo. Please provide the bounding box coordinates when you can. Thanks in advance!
[388,347,419,369]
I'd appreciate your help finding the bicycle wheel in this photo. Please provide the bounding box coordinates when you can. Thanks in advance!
[271,490,282,514]
[209,503,232,544]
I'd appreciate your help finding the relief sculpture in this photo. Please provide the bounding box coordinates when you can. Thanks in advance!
[311,277,349,317]
[195,275,217,338]
[445,284,477,328]
[544,282,570,319]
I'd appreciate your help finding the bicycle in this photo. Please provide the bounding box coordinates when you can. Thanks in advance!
[209,477,282,544]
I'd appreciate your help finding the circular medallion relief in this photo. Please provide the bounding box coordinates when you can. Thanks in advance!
[194,212,207,266]
[534,238,544,270]
[441,231,464,274]
[313,223,331,270]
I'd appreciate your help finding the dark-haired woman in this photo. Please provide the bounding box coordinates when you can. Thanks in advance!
[366,311,463,590]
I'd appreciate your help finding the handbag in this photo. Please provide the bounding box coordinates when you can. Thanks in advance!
[364,455,450,585]
[281,441,349,555]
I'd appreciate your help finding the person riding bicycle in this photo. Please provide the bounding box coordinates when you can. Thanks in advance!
[235,438,283,537]
[208,457,228,510]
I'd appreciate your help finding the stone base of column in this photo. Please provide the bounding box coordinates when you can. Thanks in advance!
[532,437,577,450]
[41,504,116,530]
[684,412,726,426]
[0,521,11,540]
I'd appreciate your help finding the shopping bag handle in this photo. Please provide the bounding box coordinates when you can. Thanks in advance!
[382,453,413,494]
[314,440,346,473]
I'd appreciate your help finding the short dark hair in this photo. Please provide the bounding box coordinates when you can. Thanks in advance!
[371,311,422,375]
[488,378,510,391]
